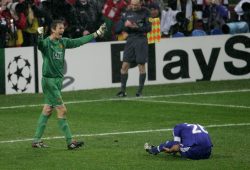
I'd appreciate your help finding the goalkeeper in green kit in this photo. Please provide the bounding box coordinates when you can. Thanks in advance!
[32,20,106,150]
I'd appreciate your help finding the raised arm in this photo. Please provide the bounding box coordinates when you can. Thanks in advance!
[65,23,107,49]
[37,27,46,52]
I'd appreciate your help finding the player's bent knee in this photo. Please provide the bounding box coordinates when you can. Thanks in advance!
[57,110,66,118]
[138,64,146,73]
[42,105,53,115]
[57,112,66,119]
[121,67,129,74]
[121,62,129,73]
[121,69,128,74]
[56,106,67,118]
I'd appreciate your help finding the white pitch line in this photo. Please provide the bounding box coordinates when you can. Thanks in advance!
[129,99,250,109]
[0,123,250,144]
[134,89,250,99]
[1,89,250,110]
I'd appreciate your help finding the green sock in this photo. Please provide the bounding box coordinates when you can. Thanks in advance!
[58,118,72,145]
[33,113,49,142]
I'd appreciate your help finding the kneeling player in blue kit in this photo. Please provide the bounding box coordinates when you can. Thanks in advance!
[144,123,213,160]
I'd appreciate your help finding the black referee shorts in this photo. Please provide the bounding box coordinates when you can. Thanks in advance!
[123,36,148,64]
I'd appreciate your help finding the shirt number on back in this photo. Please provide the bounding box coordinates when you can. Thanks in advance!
[187,124,208,134]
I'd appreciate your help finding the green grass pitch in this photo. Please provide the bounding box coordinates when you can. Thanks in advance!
[0,79,250,170]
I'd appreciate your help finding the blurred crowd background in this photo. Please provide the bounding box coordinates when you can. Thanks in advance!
[0,0,249,48]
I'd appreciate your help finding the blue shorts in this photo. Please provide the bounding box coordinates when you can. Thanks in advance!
[180,144,212,160]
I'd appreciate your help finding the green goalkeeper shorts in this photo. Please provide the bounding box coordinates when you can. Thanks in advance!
[42,77,63,107]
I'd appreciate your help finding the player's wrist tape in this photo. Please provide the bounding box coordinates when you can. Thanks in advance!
[96,30,102,36]
[94,30,103,38]
[93,32,98,38]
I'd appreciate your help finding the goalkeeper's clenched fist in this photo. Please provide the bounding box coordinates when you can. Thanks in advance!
[94,23,107,38]
[37,27,44,35]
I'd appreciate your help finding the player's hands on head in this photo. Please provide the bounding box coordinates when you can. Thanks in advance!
[94,23,107,38]
[37,27,44,35]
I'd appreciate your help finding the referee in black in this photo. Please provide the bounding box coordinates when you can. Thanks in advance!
[116,0,151,97]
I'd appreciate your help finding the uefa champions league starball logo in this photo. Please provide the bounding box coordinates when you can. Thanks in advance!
[7,56,32,92]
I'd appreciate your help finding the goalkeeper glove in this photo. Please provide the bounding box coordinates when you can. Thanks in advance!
[37,27,44,35]
[94,23,107,38]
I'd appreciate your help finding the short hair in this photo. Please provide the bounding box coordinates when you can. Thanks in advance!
[242,2,250,12]
[50,20,64,31]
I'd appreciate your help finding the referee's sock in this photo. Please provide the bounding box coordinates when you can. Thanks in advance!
[137,73,146,94]
[121,73,128,92]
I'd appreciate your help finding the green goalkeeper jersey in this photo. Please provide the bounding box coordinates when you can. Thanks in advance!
[38,34,94,78]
